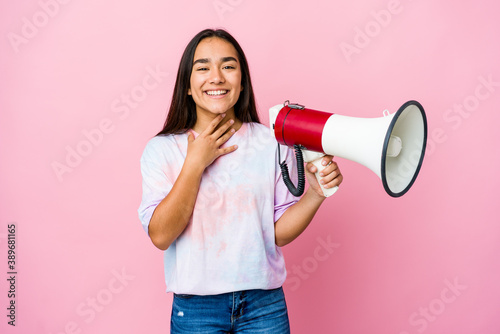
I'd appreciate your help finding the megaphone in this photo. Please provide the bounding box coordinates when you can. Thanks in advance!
[269,100,427,198]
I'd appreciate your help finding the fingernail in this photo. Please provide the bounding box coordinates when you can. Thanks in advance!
[319,172,324,177]
[322,160,327,166]
[320,180,325,185]
[230,119,234,124]
[231,128,235,133]
[221,113,226,118]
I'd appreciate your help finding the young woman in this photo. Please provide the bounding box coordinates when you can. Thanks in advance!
[138,28,343,334]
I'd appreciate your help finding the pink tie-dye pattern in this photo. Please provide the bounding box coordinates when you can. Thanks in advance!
[138,122,299,295]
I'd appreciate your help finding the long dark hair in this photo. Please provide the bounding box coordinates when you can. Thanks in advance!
[157,29,260,136]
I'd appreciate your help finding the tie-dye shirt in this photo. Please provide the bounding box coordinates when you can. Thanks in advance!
[138,122,299,295]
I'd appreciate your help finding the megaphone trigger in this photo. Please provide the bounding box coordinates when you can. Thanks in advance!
[302,150,339,197]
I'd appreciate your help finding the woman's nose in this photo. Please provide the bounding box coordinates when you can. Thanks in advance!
[209,68,224,84]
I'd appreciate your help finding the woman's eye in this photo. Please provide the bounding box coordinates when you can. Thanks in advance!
[196,67,208,71]
[223,65,235,69]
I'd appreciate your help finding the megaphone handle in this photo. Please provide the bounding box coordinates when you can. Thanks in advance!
[310,157,339,198]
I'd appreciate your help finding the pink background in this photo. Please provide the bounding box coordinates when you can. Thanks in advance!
[1,0,499,333]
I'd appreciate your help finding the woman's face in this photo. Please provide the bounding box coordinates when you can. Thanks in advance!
[188,37,243,118]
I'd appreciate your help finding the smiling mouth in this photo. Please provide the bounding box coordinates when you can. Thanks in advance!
[205,90,228,96]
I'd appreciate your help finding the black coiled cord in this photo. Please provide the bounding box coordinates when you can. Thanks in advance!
[279,144,305,197]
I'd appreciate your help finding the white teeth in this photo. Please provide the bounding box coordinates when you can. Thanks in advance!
[206,90,227,96]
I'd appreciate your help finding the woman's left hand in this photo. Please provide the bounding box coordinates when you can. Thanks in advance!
[305,155,343,198]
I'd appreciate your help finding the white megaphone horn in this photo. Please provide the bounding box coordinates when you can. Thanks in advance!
[269,100,427,198]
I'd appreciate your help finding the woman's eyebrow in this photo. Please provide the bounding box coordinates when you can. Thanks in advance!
[193,58,209,65]
[193,56,238,65]
[221,56,238,63]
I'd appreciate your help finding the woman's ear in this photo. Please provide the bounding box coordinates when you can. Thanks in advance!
[188,88,192,95]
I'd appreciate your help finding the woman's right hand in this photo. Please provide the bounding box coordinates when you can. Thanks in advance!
[185,113,238,170]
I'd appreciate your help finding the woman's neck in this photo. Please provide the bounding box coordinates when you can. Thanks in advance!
[192,110,242,134]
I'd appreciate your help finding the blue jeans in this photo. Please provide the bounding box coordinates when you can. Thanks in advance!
[170,287,290,334]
